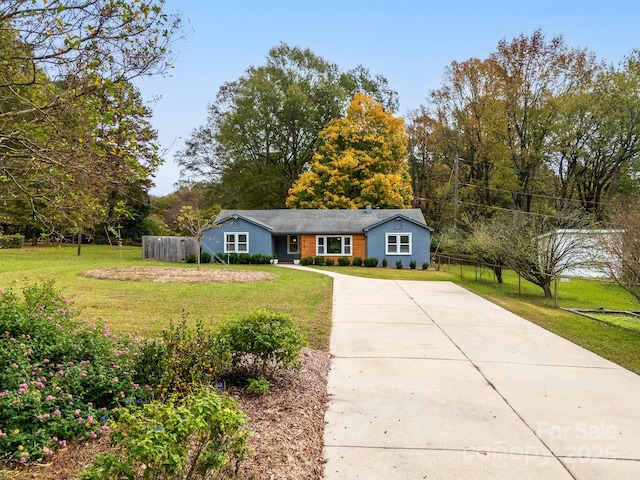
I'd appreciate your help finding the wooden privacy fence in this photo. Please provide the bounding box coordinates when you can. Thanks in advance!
[142,236,196,262]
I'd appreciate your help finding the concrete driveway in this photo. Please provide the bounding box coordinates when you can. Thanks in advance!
[318,271,640,479]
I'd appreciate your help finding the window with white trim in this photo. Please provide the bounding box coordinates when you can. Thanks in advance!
[316,236,352,256]
[287,235,299,254]
[225,232,248,253]
[386,233,412,255]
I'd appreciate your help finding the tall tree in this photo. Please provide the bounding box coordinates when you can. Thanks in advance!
[0,1,181,230]
[95,83,162,232]
[286,93,411,209]
[490,30,598,212]
[573,57,640,218]
[550,53,640,220]
[175,43,398,209]
[416,30,601,225]
[405,107,453,230]
[429,57,513,220]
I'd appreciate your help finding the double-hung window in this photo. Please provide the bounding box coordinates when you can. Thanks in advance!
[287,235,299,254]
[386,233,411,255]
[316,236,352,256]
[225,232,248,253]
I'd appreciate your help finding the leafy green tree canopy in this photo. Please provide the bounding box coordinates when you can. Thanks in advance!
[0,0,181,231]
[175,43,398,209]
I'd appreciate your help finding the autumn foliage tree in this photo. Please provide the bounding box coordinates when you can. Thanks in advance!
[286,93,411,209]
[415,30,613,224]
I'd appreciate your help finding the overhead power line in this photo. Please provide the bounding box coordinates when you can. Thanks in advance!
[458,182,607,207]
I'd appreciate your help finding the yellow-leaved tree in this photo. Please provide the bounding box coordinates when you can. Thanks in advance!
[286,93,412,209]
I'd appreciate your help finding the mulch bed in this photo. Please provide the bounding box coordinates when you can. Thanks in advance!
[8,348,331,480]
[81,266,277,283]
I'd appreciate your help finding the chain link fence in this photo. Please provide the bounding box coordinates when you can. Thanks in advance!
[432,254,640,311]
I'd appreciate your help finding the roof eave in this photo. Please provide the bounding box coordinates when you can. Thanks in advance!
[363,214,433,232]
[214,214,274,232]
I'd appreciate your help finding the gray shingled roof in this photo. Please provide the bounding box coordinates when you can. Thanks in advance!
[215,209,431,234]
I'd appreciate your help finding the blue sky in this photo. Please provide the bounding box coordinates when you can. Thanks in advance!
[139,0,640,196]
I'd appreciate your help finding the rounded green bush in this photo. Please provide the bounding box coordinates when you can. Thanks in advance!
[338,256,350,266]
[215,309,307,376]
[364,257,378,267]
[300,256,314,266]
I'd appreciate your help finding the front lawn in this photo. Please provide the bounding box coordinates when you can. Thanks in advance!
[0,246,333,349]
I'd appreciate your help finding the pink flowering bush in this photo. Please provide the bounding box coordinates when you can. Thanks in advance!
[0,280,153,463]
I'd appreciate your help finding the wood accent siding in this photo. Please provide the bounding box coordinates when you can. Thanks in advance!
[299,234,366,260]
[352,234,366,259]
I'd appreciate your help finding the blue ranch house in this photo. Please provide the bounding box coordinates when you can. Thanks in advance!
[202,207,433,266]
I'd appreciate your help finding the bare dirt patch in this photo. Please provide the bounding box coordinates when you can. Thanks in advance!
[9,348,331,480]
[82,266,277,283]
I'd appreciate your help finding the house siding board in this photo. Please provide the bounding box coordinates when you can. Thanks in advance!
[366,220,431,265]
[202,218,272,256]
[352,234,366,259]
[299,234,366,260]
[300,234,315,259]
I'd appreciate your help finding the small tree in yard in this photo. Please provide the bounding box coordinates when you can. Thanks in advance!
[599,197,640,301]
[499,209,593,298]
[177,206,219,269]
[466,215,509,283]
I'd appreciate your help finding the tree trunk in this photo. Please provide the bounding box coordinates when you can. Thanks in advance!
[493,265,503,284]
[196,238,201,271]
[540,276,553,299]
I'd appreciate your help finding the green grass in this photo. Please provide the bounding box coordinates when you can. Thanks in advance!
[435,263,640,310]
[0,246,333,350]
[317,265,452,281]
[575,311,640,332]
[316,264,640,374]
